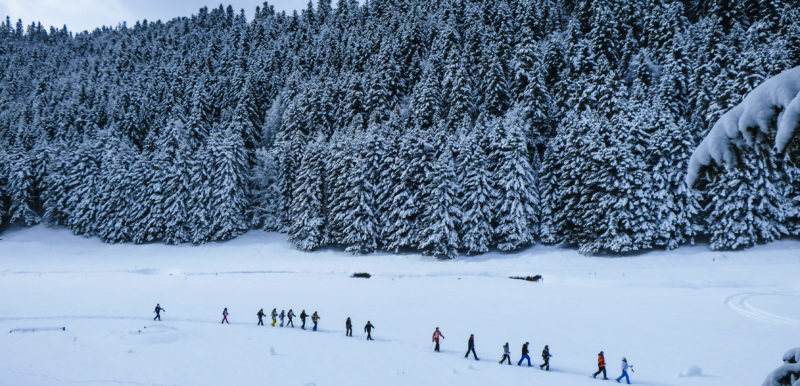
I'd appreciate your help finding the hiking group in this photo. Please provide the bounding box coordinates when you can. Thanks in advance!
[433,326,633,383]
[152,304,633,382]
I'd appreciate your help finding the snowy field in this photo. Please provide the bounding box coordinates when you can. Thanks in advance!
[1,225,798,386]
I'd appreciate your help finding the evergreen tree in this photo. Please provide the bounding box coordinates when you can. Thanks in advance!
[340,137,378,254]
[492,110,538,251]
[207,126,249,241]
[417,134,460,258]
[248,147,282,231]
[289,135,327,250]
[6,147,40,226]
[458,131,493,254]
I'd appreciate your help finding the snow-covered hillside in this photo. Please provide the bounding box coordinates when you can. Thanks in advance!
[1,226,798,386]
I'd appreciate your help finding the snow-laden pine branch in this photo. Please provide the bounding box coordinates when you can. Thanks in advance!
[687,66,800,186]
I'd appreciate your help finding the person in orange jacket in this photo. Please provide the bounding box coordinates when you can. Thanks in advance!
[432,327,445,352]
[593,351,608,379]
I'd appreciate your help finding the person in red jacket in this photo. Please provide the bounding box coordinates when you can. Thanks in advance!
[593,351,608,379]
[432,327,445,352]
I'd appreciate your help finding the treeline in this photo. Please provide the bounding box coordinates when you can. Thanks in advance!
[1,0,799,257]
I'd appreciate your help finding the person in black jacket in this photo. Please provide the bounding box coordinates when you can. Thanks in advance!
[464,334,479,360]
[300,310,308,330]
[364,321,375,340]
[153,304,164,321]
[518,342,532,366]
[540,345,551,370]
[345,317,353,336]
[257,308,265,326]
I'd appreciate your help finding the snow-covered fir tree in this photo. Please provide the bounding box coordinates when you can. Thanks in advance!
[289,135,327,250]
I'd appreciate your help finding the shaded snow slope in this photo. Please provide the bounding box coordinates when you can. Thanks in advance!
[1,225,799,386]
[687,66,800,185]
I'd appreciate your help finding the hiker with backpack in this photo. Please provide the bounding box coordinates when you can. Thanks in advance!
[287,309,295,327]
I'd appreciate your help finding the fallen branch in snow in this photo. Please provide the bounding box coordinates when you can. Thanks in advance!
[351,272,371,279]
[509,275,542,282]
[9,326,66,334]
[687,66,800,186]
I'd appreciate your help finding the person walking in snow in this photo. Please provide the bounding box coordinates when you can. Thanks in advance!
[345,317,353,337]
[432,327,445,352]
[153,304,164,321]
[616,357,633,384]
[221,308,230,324]
[540,345,551,371]
[257,308,265,326]
[464,334,479,360]
[518,342,532,366]
[300,310,308,330]
[364,321,375,340]
[311,311,320,331]
[279,310,285,327]
[287,309,295,327]
[271,308,278,327]
[593,351,608,379]
[499,342,511,365]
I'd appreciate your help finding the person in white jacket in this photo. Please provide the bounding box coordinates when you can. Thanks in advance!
[616,357,633,384]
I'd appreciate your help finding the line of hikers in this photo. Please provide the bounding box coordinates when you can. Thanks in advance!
[154,304,632,383]
[434,327,633,384]
[255,308,321,331]
[155,304,373,339]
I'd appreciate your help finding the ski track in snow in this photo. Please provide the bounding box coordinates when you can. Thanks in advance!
[724,292,800,326]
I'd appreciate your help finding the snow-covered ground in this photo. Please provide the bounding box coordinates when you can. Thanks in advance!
[1,225,798,386]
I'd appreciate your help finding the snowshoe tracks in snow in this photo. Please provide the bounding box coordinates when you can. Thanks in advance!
[724,292,800,326]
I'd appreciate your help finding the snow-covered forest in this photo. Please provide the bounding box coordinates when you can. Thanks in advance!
[1,0,799,257]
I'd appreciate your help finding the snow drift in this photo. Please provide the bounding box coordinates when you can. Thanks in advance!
[687,66,800,186]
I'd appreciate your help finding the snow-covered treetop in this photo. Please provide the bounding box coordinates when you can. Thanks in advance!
[762,348,800,386]
[785,348,800,364]
[687,66,800,186]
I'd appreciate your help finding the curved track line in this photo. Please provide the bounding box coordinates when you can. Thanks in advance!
[724,292,800,326]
